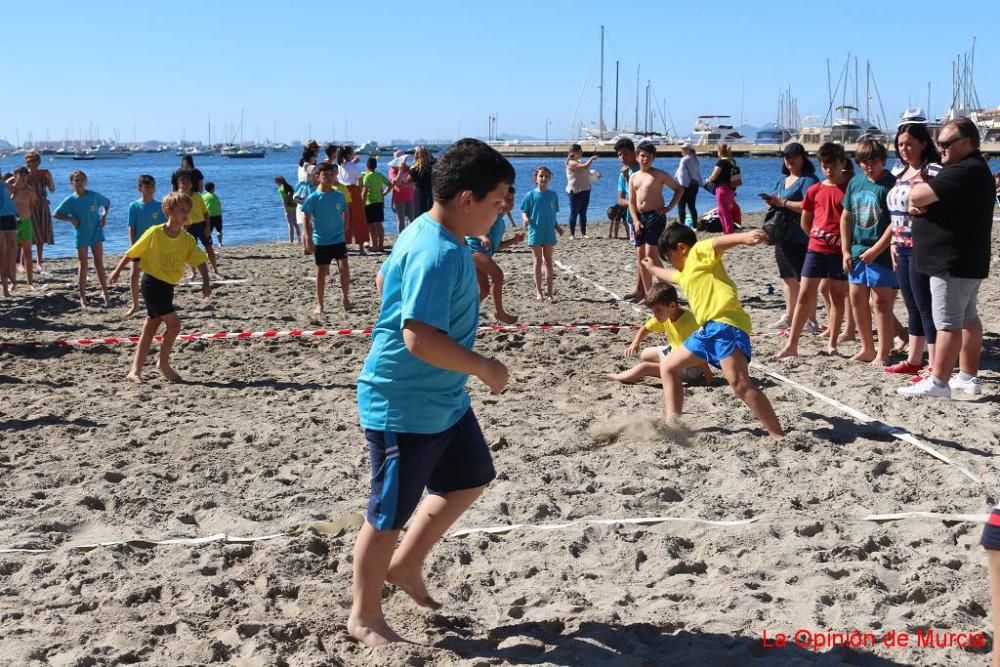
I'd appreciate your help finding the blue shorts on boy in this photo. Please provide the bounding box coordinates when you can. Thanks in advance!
[521,189,559,246]
[128,199,165,240]
[801,250,847,280]
[982,507,1000,550]
[357,213,489,529]
[365,408,495,530]
[466,215,506,257]
[302,189,347,246]
[684,321,753,368]
[55,190,110,248]
[848,260,898,288]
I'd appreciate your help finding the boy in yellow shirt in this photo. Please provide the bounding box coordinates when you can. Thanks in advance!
[610,282,712,385]
[109,192,211,384]
[641,223,783,437]
[175,170,222,278]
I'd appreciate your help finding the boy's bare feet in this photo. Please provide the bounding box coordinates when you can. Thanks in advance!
[892,337,907,353]
[343,298,352,311]
[79,298,88,310]
[837,331,856,345]
[851,350,876,363]
[386,565,442,610]
[103,294,111,308]
[664,416,693,446]
[534,292,543,301]
[156,363,182,383]
[312,305,323,315]
[609,371,635,384]
[347,615,405,648]
[869,357,888,368]
[124,305,139,318]
[820,345,839,356]
[127,370,143,383]
[495,311,518,324]
[772,344,798,360]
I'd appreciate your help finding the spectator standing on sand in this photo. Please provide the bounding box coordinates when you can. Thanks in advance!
[388,151,415,233]
[565,143,596,239]
[24,151,55,274]
[410,146,435,217]
[674,143,701,227]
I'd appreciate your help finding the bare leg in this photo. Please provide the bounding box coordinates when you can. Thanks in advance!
[314,264,329,314]
[906,335,927,367]
[774,277,820,358]
[611,361,663,384]
[543,245,554,299]
[659,347,701,420]
[387,486,486,609]
[872,286,896,366]
[19,240,33,287]
[719,350,783,438]
[337,258,351,310]
[531,246,543,299]
[76,246,89,308]
[348,522,405,647]
[92,243,110,306]
[988,550,1000,667]
[129,316,160,382]
[624,245,645,301]
[127,264,141,317]
[156,313,183,382]
[205,244,223,277]
[959,319,983,376]
[35,239,45,274]
[850,284,877,362]
[826,280,848,354]
[0,232,14,296]
[932,328,963,384]
[781,277,799,320]
[477,254,516,322]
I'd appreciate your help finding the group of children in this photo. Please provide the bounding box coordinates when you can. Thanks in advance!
[0,167,38,296]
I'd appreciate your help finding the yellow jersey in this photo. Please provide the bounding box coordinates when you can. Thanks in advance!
[674,239,752,334]
[643,309,699,349]
[126,224,208,285]
[184,192,210,225]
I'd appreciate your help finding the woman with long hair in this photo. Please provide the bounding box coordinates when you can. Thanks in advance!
[23,151,55,273]
[705,143,739,234]
[884,122,941,379]
[410,146,435,217]
[338,145,370,254]
[565,144,595,238]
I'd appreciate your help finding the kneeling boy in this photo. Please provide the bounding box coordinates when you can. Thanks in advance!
[350,139,515,647]
[611,282,711,385]
[642,224,783,438]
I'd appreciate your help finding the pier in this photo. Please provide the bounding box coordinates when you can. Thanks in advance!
[490,141,1000,159]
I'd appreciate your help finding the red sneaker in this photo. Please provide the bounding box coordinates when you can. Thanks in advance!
[884,362,923,375]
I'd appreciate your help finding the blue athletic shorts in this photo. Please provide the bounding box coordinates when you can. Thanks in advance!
[365,408,495,531]
[982,509,1000,550]
[683,321,752,369]
[849,260,898,289]
[801,250,846,281]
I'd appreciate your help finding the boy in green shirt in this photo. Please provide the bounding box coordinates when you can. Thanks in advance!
[360,157,392,253]
[202,182,224,246]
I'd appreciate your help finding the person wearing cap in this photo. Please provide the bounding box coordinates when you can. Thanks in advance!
[388,151,415,233]
[762,142,820,330]
[674,143,701,227]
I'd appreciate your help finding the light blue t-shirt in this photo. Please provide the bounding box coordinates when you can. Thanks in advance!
[0,185,15,217]
[301,189,347,246]
[617,163,641,223]
[357,213,480,434]
[128,199,165,240]
[294,180,315,203]
[55,190,111,248]
[466,215,507,257]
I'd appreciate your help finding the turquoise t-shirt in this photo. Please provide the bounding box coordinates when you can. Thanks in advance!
[128,199,165,239]
[357,213,480,434]
[55,190,111,248]
[0,186,15,217]
[772,174,820,245]
[202,192,222,216]
[617,163,641,223]
[301,189,347,245]
[843,171,896,266]
[466,215,507,257]
[294,180,315,203]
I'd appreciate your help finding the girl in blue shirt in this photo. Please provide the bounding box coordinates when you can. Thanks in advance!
[53,171,112,308]
[520,166,564,300]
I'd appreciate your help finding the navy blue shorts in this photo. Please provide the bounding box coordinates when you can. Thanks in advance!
[637,209,667,246]
[801,250,846,280]
[365,408,495,531]
[982,509,1000,550]
[683,320,752,368]
[187,222,213,247]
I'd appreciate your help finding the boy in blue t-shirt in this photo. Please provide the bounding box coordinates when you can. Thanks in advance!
[466,185,524,323]
[839,139,898,367]
[125,174,165,317]
[53,170,112,309]
[301,162,349,314]
[349,139,514,648]
[521,166,564,300]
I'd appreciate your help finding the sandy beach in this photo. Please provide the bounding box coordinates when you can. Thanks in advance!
[1,211,997,666]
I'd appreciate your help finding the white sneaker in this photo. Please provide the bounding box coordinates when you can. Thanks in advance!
[772,314,790,329]
[804,320,821,334]
[897,376,951,399]
[949,374,982,396]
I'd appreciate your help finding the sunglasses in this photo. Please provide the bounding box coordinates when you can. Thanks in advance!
[936,136,967,150]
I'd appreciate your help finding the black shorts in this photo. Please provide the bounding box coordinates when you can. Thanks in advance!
[315,242,348,265]
[140,273,176,318]
[209,215,223,233]
[364,202,385,224]
[637,209,667,246]
[775,241,807,279]
[365,408,496,530]
[982,509,1000,550]
[0,215,16,232]
[187,222,213,247]
[801,250,847,281]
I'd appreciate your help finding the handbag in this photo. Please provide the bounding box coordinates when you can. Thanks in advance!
[702,180,717,195]
[761,206,796,245]
[729,163,743,188]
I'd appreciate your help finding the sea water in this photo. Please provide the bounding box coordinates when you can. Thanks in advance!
[0,152,788,259]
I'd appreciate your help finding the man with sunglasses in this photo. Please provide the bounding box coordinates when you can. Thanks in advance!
[898,117,994,398]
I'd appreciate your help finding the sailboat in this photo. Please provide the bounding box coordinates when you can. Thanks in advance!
[796,55,888,146]
[224,109,266,159]
[756,87,798,144]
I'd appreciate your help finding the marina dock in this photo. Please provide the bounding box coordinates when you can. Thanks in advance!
[490,141,1000,159]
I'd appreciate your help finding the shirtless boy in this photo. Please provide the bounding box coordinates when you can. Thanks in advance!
[628,141,683,293]
[9,168,37,287]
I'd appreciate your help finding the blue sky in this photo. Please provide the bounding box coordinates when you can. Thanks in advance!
[3,1,998,145]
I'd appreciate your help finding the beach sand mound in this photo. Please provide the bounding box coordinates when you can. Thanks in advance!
[0,212,997,665]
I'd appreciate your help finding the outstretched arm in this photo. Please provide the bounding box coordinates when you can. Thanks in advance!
[639,257,678,283]
[711,229,768,255]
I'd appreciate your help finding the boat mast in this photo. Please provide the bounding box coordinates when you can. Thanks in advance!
[208,115,212,150]
[634,65,640,132]
[614,60,619,132]
[598,25,604,139]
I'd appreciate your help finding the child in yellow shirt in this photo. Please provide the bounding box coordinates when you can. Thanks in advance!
[109,192,211,384]
[641,223,783,437]
[611,282,712,385]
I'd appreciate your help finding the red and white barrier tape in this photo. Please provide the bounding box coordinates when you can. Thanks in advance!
[0,323,646,350]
